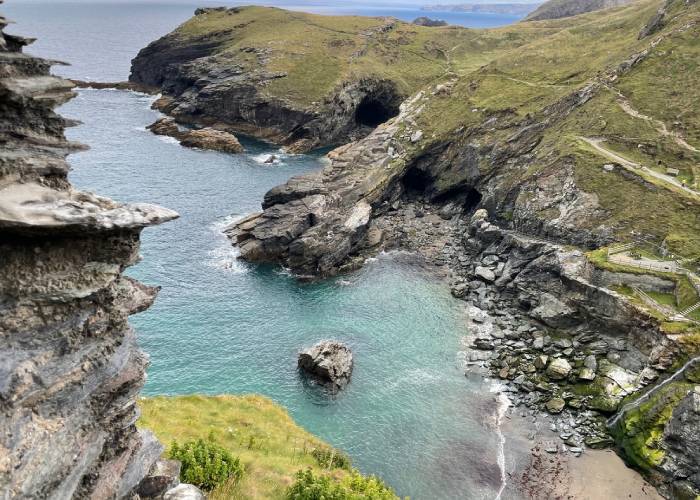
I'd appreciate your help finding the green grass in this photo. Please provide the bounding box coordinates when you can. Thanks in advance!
[614,380,693,472]
[138,395,356,500]
[162,1,700,267]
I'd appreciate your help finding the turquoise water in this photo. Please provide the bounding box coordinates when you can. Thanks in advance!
[7,2,515,498]
[59,89,504,499]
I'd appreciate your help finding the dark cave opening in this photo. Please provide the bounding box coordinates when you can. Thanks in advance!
[355,97,398,128]
[402,167,433,195]
[462,187,483,212]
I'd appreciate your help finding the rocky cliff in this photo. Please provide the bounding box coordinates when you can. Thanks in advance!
[128,6,538,153]
[132,0,700,496]
[0,5,178,498]
[525,0,637,21]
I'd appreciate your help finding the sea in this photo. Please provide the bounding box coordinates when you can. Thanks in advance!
[4,2,528,498]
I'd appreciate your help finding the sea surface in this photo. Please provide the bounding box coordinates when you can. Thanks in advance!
[5,2,524,498]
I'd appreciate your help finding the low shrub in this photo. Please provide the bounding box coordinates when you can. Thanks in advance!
[286,468,399,500]
[311,447,351,470]
[168,438,244,491]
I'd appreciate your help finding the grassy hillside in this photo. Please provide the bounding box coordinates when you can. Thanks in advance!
[412,0,700,257]
[167,6,555,107]
[138,395,393,499]
[141,1,700,258]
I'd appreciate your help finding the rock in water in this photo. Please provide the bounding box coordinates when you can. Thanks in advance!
[298,341,353,390]
[180,128,244,153]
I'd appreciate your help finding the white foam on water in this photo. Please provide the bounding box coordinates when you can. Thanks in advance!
[251,152,286,166]
[156,135,180,145]
[205,215,249,274]
[490,383,512,500]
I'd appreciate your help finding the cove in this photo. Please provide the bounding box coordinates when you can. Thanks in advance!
[60,89,509,499]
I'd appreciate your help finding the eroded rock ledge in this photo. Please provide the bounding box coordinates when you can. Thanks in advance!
[0,7,178,498]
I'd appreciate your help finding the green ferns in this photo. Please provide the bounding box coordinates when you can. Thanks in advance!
[169,438,244,491]
[286,469,400,500]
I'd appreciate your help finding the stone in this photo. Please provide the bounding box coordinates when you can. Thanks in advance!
[546,398,566,413]
[534,355,549,370]
[0,20,176,499]
[163,484,205,500]
[474,266,496,282]
[410,130,423,143]
[578,367,596,381]
[583,354,597,370]
[180,128,244,153]
[473,337,494,350]
[298,340,353,390]
[138,459,181,499]
[546,358,572,380]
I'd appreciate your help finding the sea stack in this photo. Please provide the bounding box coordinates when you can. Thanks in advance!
[298,340,354,390]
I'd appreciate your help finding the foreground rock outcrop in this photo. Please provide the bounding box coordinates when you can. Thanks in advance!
[0,7,178,498]
[298,341,354,390]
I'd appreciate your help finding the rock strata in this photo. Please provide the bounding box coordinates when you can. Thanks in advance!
[298,340,354,390]
[0,7,178,498]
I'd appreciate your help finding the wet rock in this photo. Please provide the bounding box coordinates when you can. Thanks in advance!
[298,340,353,390]
[546,358,572,380]
[473,337,495,350]
[148,116,182,137]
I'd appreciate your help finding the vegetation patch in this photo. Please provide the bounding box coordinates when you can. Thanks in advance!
[139,395,383,499]
[614,381,693,472]
[286,469,400,500]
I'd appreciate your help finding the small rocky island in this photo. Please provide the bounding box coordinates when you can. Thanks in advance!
[298,341,354,391]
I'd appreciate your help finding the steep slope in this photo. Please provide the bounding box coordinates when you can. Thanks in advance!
[222,0,700,275]
[0,4,178,498]
[525,0,637,21]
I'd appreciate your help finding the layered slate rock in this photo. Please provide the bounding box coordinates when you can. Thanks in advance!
[298,340,354,390]
[0,6,178,498]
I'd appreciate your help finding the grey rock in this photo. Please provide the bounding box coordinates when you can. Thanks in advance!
[0,19,174,500]
[546,358,572,380]
[474,266,496,282]
[298,340,354,390]
[164,484,206,500]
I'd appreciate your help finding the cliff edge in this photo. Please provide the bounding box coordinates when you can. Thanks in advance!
[0,4,178,498]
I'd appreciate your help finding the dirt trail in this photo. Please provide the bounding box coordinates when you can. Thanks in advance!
[610,86,700,154]
[580,136,700,200]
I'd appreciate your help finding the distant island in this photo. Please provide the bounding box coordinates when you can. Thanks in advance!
[422,3,542,15]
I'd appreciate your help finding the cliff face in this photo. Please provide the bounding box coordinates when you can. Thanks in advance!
[525,0,637,21]
[128,6,542,153]
[0,5,178,498]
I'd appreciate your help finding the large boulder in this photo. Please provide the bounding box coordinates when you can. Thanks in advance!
[180,128,244,153]
[298,340,353,390]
